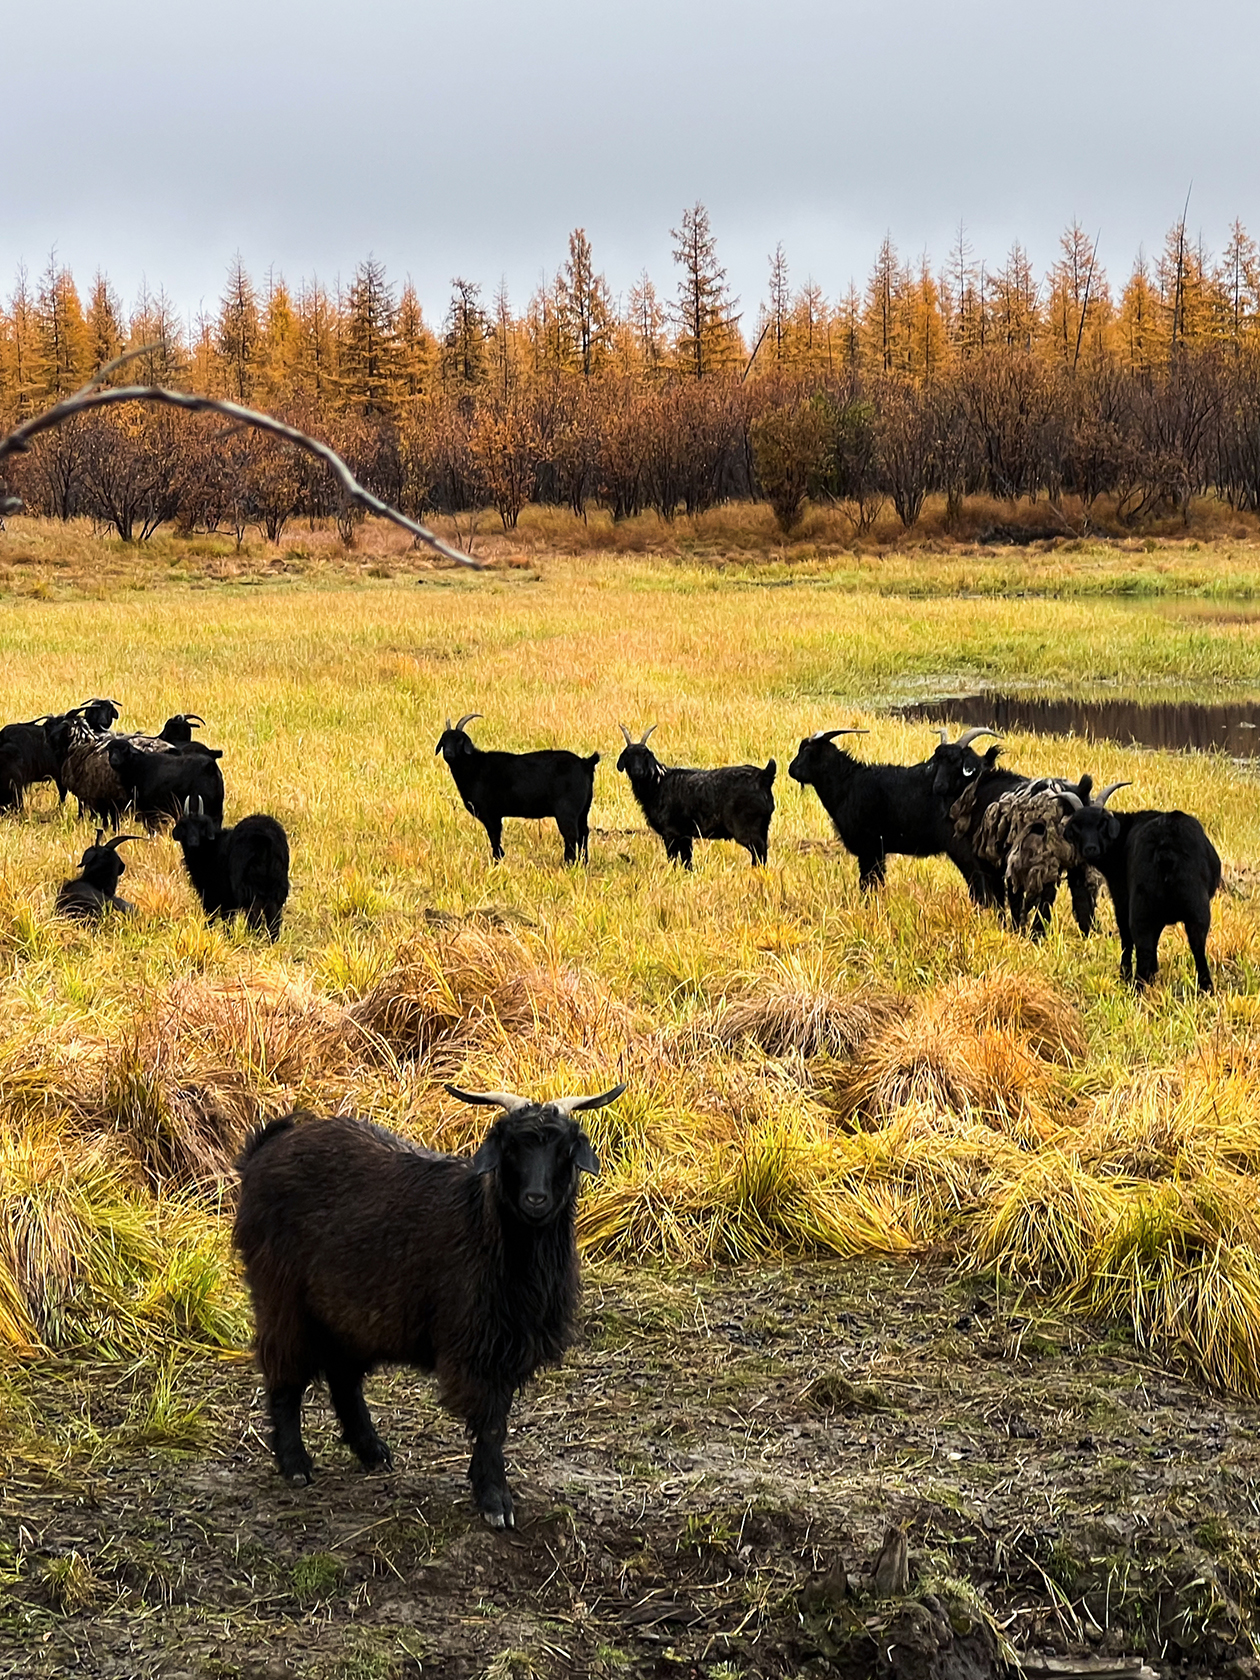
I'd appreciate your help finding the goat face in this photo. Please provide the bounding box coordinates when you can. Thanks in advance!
[472,1109,600,1225]
[172,804,219,849]
[615,742,663,783]
[435,728,476,764]
[930,741,998,801]
[1062,805,1122,865]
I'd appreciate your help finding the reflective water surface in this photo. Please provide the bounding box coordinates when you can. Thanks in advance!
[897,694,1260,757]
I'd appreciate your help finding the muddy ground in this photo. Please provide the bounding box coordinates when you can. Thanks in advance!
[2,1258,1259,1680]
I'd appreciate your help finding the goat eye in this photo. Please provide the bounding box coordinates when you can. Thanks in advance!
[963,766,976,778]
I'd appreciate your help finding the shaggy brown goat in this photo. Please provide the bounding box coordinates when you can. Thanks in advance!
[233,1082,624,1528]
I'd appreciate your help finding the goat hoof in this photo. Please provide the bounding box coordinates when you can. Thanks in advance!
[287,1468,312,1486]
[482,1509,506,1530]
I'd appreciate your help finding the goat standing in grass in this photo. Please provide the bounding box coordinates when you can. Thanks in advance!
[1063,784,1221,991]
[616,724,776,867]
[435,713,599,864]
[233,1081,623,1528]
[788,726,994,893]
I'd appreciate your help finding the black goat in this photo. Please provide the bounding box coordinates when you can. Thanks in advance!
[158,713,206,745]
[788,726,994,893]
[107,736,225,830]
[0,715,67,810]
[616,724,776,867]
[435,713,599,864]
[53,830,142,922]
[1062,784,1221,991]
[171,800,290,941]
[233,1081,623,1527]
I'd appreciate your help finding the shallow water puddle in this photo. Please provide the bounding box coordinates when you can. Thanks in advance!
[898,692,1260,756]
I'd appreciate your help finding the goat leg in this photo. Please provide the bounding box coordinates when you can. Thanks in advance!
[467,1389,515,1529]
[326,1362,393,1471]
[1067,866,1098,936]
[1186,914,1214,993]
[269,1383,314,1484]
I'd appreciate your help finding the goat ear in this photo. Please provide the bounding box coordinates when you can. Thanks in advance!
[470,1122,503,1177]
[573,1132,600,1177]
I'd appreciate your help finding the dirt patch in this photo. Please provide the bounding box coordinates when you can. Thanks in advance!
[2,1259,1259,1678]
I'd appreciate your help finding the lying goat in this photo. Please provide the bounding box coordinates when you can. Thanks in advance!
[1063,784,1221,991]
[616,724,775,867]
[233,1080,624,1527]
[54,831,142,922]
[436,714,599,864]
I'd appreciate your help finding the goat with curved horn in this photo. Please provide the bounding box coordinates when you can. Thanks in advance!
[54,827,143,922]
[444,1086,533,1114]
[1094,781,1132,807]
[790,724,991,894]
[1063,785,1220,992]
[435,716,601,863]
[955,727,1000,750]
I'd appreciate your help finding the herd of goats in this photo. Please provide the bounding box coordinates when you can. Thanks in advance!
[0,697,290,939]
[435,710,1223,994]
[0,694,1225,1527]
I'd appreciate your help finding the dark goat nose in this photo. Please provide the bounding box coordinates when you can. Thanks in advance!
[523,1191,549,1211]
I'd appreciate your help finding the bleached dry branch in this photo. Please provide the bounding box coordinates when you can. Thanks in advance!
[0,355,481,567]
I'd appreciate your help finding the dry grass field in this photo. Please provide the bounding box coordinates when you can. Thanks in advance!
[2,513,1260,1678]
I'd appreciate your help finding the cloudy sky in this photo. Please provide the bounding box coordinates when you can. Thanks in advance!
[8,0,1259,328]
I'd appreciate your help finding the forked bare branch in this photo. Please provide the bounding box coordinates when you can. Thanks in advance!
[0,369,482,568]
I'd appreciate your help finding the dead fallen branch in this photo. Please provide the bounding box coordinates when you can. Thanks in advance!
[0,353,480,567]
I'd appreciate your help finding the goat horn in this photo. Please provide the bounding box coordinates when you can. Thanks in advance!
[548,1083,628,1117]
[195,795,204,814]
[618,723,633,746]
[955,727,1000,750]
[444,1084,531,1113]
[185,714,205,726]
[94,828,105,846]
[639,724,657,745]
[813,728,867,741]
[1095,781,1132,807]
[454,713,481,732]
[1060,791,1084,810]
[108,834,144,849]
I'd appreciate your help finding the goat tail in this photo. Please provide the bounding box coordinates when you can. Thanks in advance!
[761,759,777,789]
[236,1114,298,1171]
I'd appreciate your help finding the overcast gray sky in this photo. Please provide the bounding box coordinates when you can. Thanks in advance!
[8,0,1259,329]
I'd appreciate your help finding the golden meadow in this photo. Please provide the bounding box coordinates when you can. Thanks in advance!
[2,516,1260,1407]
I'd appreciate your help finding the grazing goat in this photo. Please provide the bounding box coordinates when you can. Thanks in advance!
[932,729,1097,933]
[616,724,776,867]
[54,831,142,922]
[0,715,67,810]
[788,726,991,893]
[107,736,225,830]
[435,713,599,864]
[171,800,290,941]
[1063,785,1221,991]
[233,1081,623,1527]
